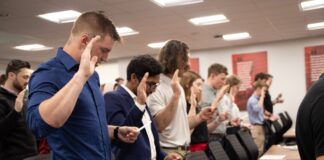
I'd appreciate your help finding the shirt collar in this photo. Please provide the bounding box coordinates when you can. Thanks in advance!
[252,93,260,100]
[121,85,136,100]
[204,83,217,95]
[56,47,79,71]
[160,74,171,85]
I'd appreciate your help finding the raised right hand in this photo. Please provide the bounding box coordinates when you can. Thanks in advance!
[211,85,229,110]
[78,35,101,79]
[189,87,197,107]
[136,72,149,105]
[171,69,181,97]
[261,87,267,98]
[14,89,26,112]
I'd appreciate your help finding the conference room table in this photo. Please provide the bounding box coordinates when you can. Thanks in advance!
[283,128,296,139]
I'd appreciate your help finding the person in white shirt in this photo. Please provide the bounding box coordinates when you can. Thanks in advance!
[147,40,215,157]
[217,75,242,133]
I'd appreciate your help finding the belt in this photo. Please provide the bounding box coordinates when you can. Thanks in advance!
[162,146,187,151]
[252,123,263,126]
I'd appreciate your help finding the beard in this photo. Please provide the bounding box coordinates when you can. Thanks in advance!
[13,79,25,92]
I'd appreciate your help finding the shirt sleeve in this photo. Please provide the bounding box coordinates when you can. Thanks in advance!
[0,98,20,137]
[104,92,144,127]
[147,88,166,117]
[312,98,324,157]
[199,91,212,108]
[231,104,240,119]
[250,99,262,113]
[27,71,59,138]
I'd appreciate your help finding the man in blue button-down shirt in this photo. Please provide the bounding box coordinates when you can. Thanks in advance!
[27,11,139,159]
[247,81,267,157]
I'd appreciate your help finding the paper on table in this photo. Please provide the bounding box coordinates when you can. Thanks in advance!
[260,155,286,160]
[282,145,298,150]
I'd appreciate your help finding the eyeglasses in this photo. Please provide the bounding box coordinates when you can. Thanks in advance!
[146,81,160,90]
[136,75,160,90]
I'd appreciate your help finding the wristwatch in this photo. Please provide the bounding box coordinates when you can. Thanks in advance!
[114,127,120,141]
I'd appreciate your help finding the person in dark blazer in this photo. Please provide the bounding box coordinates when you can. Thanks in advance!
[104,55,181,160]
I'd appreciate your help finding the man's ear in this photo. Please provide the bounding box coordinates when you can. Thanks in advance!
[130,73,138,83]
[7,72,16,80]
[80,34,89,47]
[210,73,216,79]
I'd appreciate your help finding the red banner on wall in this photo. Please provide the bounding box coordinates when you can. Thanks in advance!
[305,45,324,90]
[232,51,268,110]
[189,58,200,74]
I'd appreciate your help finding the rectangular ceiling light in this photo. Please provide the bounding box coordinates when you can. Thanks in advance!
[14,44,53,51]
[151,0,203,7]
[307,21,324,30]
[300,0,324,11]
[116,27,139,37]
[147,41,167,49]
[189,14,229,26]
[222,32,251,41]
[38,10,81,23]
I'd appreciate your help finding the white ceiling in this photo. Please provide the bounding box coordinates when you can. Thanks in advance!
[0,0,324,63]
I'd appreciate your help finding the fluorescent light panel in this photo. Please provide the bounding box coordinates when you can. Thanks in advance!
[189,14,229,26]
[300,0,324,11]
[307,21,324,30]
[223,32,251,41]
[147,41,167,49]
[14,44,53,51]
[116,27,139,37]
[151,0,203,7]
[38,10,81,23]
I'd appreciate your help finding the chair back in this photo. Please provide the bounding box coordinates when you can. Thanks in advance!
[236,130,259,160]
[208,141,230,160]
[223,134,249,160]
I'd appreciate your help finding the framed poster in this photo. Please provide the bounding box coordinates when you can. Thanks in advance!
[189,58,200,74]
[232,51,268,110]
[305,45,324,90]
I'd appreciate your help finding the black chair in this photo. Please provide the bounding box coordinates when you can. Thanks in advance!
[263,120,276,150]
[279,112,290,133]
[272,120,284,144]
[226,126,241,135]
[284,111,293,128]
[223,134,249,160]
[235,130,259,160]
[185,151,208,160]
[282,111,296,145]
[208,141,230,160]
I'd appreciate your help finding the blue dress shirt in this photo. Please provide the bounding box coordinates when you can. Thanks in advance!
[27,48,111,160]
[247,94,264,125]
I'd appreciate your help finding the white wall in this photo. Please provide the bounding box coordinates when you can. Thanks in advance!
[0,59,39,74]
[97,36,324,126]
[96,62,120,84]
[190,36,324,125]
